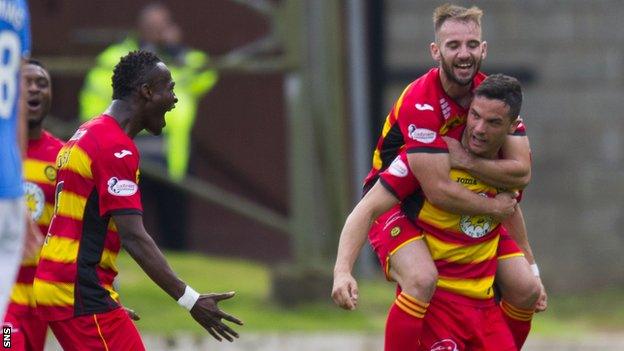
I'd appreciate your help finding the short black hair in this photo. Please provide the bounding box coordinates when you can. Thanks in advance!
[474,74,523,120]
[111,50,161,100]
[25,58,46,69]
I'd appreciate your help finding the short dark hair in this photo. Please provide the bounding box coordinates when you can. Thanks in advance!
[474,74,523,120]
[111,50,161,100]
[25,58,46,69]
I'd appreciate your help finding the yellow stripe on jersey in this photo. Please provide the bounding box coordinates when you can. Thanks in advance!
[10,283,36,307]
[23,159,56,185]
[99,250,118,273]
[372,84,413,171]
[40,235,80,263]
[38,203,55,227]
[56,190,87,221]
[437,275,495,299]
[107,220,117,232]
[104,284,119,302]
[59,145,93,179]
[425,233,498,264]
[33,279,74,306]
[20,254,39,266]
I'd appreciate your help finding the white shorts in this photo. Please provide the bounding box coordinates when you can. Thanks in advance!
[0,198,25,321]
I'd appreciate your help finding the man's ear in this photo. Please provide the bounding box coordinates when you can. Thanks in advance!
[430,42,440,61]
[139,83,151,100]
[481,40,488,61]
[508,117,521,134]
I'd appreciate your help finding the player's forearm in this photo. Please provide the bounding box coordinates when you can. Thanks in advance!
[333,208,375,274]
[426,178,500,216]
[502,205,535,264]
[122,230,187,300]
[462,157,530,189]
[334,183,398,274]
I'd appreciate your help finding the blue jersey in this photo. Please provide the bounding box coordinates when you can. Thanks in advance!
[0,0,30,198]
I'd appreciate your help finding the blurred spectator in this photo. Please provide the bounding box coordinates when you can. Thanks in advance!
[79,2,218,249]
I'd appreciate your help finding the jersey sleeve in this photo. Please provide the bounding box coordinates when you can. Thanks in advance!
[92,145,142,217]
[395,87,448,153]
[378,153,421,201]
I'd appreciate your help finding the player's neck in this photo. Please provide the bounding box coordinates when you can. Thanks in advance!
[106,100,142,138]
[27,124,43,140]
[439,72,473,108]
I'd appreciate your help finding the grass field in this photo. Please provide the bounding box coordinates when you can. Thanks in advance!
[116,251,624,337]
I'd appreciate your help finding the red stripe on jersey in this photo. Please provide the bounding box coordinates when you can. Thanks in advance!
[36,259,77,284]
[435,257,498,280]
[418,220,503,246]
[15,266,38,284]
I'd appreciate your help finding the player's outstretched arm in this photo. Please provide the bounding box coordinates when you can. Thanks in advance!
[445,135,531,189]
[407,152,517,221]
[114,214,243,341]
[332,181,399,310]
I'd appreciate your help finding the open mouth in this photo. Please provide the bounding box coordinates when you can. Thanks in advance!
[27,98,41,110]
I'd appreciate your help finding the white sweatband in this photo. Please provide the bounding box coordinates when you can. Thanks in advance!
[530,264,540,277]
[177,285,200,310]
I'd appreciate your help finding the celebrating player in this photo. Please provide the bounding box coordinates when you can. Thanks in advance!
[333,4,544,350]
[2,59,63,351]
[33,51,242,350]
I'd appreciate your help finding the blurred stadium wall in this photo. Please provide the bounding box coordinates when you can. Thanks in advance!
[31,0,624,293]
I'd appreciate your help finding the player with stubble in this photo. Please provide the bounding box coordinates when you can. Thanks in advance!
[33,51,242,350]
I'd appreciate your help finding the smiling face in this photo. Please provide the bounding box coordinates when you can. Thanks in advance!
[21,63,52,127]
[462,95,518,158]
[431,19,487,87]
[142,62,177,135]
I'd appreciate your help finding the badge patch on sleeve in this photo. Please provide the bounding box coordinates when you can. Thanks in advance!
[388,156,408,177]
[107,177,138,196]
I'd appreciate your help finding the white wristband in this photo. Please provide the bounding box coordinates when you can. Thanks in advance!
[530,264,540,277]
[177,285,200,310]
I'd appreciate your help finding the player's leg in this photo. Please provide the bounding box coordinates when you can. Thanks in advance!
[19,316,48,351]
[49,308,145,351]
[385,239,437,351]
[0,200,26,320]
[496,233,540,348]
[370,206,437,351]
[478,303,518,351]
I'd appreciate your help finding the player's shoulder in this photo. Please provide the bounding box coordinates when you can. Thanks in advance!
[71,115,134,155]
[403,68,441,102]
[42,130,65,150]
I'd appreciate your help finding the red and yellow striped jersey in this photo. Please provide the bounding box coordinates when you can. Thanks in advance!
[34,115,142,321]
[363,68,526,193]
[379,151,514,301]
[7,131,63,317]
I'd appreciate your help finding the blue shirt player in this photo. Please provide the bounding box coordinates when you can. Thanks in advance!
[0,0,30,321]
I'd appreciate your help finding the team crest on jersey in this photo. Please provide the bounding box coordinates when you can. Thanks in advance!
[107,177,138,197]
[23,181,45,221]
[408,124,436,144]
[460,214,493,238]
[390,226,401,237]
[430,338,458,351]
[388,156,408,177]
[44,165,57,181]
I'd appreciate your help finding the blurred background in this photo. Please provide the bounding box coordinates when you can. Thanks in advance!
[29,0,624,349]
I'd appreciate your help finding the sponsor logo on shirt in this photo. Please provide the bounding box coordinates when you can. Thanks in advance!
[415,103,434,111]
[107,177,138,197]
[388,156,408,177]
[114,150,133,159]
[430,338,459,351]
[408,124,436,144]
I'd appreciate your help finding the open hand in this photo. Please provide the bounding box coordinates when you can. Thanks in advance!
[190,292,243,342]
